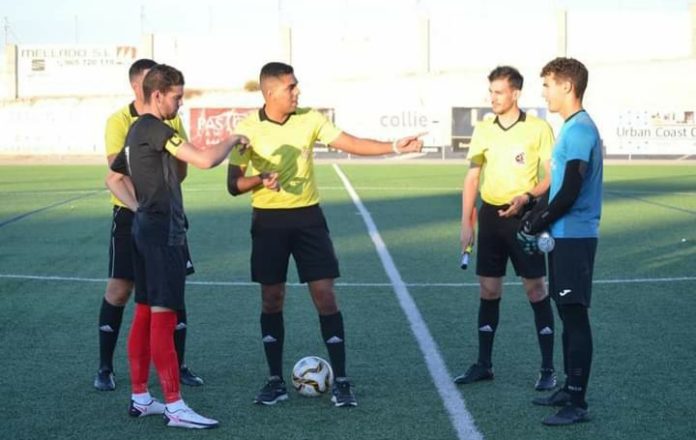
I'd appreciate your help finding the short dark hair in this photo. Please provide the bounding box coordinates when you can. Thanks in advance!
[488,66,523,90]
[260,62,294,83]
[540,57,588,100]
[142,64,185,103]
[128,59,157,82]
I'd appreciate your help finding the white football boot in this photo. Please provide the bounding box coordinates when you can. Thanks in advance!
[128,398,166,417]
[164,403,219,429]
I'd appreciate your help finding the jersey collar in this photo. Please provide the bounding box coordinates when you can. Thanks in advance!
[129,102,140,117]
[259,106,295,126]
[493,110,526,131]
[565,109,586,122]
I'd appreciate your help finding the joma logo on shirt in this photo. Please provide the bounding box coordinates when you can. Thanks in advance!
[515,152,526,164]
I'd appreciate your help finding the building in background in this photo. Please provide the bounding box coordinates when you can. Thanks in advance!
[2,3,696,159]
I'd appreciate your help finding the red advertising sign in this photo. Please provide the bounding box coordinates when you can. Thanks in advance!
[189,108,255,148]
[189,107,337,149]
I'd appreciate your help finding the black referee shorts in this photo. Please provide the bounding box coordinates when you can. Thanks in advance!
[108,206,134,280]
[548,238,597,307]
[250,204,340,284]
[133,239,187,311]
[475,201,546,279]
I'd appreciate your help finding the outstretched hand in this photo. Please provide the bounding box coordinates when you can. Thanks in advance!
[394,132,426,153]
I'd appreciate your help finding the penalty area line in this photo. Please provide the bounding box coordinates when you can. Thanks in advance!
[0,190,103,228]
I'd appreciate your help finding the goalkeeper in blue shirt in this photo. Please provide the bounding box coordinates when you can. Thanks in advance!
[518,57,603,426]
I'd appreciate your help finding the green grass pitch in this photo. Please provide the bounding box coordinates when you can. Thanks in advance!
[0,163,694,440]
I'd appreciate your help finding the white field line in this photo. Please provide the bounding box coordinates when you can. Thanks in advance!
[0,190,103,228]
[332,163,483,440]
[3,187,693,197]
[1,274,695,288]
[180,185,696,197]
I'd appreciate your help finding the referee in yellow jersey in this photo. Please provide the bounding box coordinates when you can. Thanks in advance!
[454,66,557,391]
[95,59,203,390]
[227,62,423,408]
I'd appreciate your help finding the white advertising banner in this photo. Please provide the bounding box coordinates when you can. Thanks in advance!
[0,98,121,155]
[335,107,448,149]
[17,45,137,98]
[604,110,696,156]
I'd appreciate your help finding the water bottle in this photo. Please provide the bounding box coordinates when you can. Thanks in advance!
[537,231,555,253]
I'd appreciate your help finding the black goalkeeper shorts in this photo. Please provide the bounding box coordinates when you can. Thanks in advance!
[548,238,597,307]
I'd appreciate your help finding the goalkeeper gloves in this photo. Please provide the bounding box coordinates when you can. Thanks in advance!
[517,210,540,255]
[516,229,539,255]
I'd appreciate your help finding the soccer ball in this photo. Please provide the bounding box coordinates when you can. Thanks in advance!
[291,356,334,397]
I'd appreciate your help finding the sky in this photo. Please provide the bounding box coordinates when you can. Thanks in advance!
[1,0,692,46]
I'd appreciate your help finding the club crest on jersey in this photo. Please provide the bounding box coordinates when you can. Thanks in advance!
[515,152,526,164]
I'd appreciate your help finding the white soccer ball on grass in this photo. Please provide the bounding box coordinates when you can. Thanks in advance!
[291,356,334,397]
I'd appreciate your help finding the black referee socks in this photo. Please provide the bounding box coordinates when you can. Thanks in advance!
[174,308,187,367]
[320,312,346,378]
[261,312,285,378]
[531,296,555,370]
[477,298,501,368]
[98,298,125,372]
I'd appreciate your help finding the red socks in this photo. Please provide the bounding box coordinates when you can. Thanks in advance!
[150,311,181,403]
[128,305,181,403]
[127,303,151,394]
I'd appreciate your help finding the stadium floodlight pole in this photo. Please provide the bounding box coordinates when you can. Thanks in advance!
[3,16,20,45]
[556,9,568,57]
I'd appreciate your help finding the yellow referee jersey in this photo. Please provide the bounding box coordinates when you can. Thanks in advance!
[104,102,188,207]
[229,107,342,209]
[467,112,554,206]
